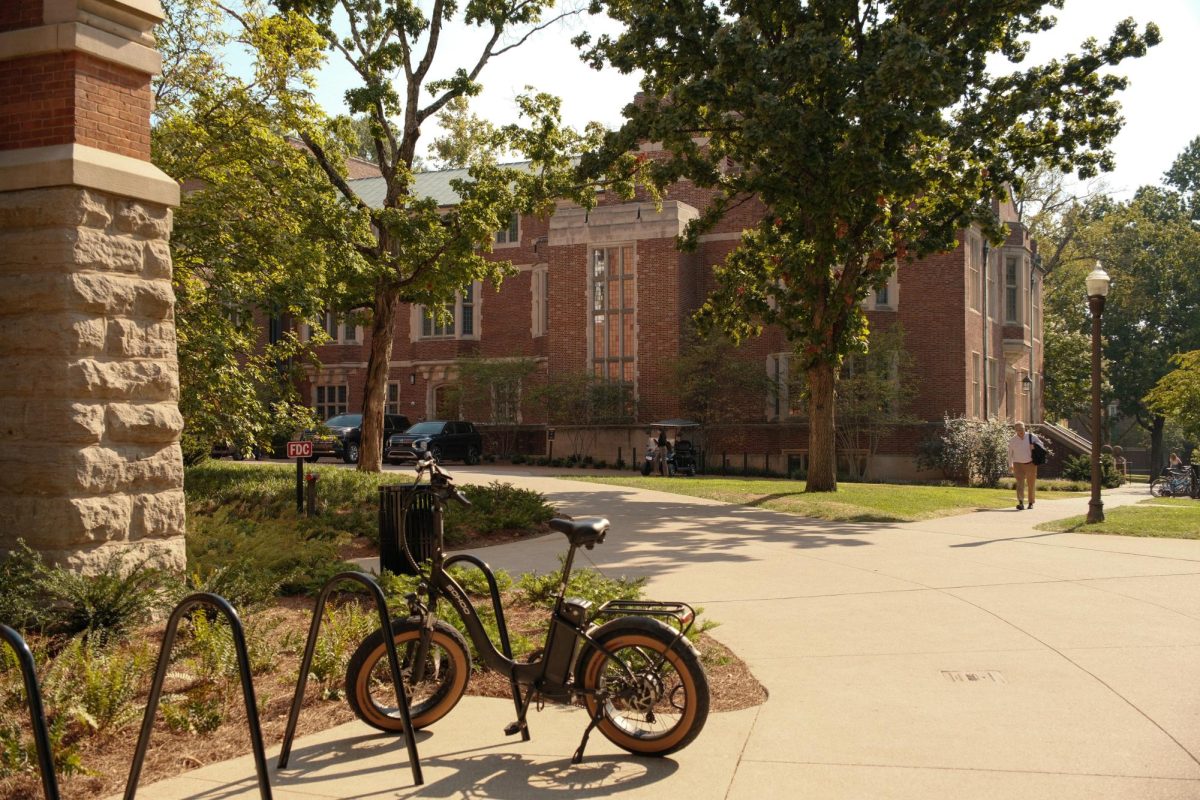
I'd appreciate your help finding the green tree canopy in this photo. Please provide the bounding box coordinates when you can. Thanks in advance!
[578,0,1158,490]
[1145,350,1200,443]
[153,0,370,459]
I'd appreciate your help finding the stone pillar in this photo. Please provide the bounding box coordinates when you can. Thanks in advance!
[0,0,185,572]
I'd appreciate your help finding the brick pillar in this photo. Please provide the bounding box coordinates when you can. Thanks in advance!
[0,0,184,572]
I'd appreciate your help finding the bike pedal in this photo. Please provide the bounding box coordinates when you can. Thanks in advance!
[503,721,527,737]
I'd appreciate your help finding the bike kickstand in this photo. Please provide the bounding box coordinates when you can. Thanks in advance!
[571,705,607,764]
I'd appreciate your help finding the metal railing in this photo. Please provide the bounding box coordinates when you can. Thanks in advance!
[278,571,423,786]
[0,624,60,800]
[124,593,272,800]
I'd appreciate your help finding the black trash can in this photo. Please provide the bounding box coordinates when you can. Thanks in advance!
[378,484,439,575]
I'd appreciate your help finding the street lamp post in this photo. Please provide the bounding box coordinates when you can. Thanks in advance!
[1086,264,1111,524]
[1022,373,1033,422]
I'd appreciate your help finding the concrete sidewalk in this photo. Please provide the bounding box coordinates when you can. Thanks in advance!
[122,479,1200,799]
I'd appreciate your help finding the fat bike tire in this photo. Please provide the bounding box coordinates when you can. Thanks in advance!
[575,616,709,757]
[344,617,471,733]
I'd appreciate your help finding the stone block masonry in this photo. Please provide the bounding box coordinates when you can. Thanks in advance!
[0,186,185,572]
[0,0,184,573]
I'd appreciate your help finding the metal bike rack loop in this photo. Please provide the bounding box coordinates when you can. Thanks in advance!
[442,554,529,741]
[124,593,272,800]
[278,571,423,786]
[0,624,61,800]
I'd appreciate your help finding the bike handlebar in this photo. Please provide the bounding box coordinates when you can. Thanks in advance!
[413,454,472,507]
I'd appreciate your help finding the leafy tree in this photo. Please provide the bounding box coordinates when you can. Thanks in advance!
[1085,186,1200,475]
[266,0,642,472]
[449,357,543,456]
[1145,350,1200,443]
[578,1,1159,490]
[532,372,637,458]
[672,330,773,443]
[153,0,368,460]
[835,325,917,481]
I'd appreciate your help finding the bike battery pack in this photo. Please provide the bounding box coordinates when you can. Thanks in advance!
[542,598,592,687]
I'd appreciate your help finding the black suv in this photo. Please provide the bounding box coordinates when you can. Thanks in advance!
[386,420,482,465]
[302,413,410,463]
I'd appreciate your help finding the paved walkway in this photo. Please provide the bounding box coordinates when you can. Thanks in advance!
[121,476,1200,799]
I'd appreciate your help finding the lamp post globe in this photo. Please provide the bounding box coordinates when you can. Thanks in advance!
[1086,263,1110,524]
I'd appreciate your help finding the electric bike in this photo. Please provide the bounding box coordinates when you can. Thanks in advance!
[344,456,709,761]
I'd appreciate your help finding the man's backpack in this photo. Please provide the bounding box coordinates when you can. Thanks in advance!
[1029,433,1047,466]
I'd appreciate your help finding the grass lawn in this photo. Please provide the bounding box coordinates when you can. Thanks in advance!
[560,475,1034,522]
[1036,503,1200,539]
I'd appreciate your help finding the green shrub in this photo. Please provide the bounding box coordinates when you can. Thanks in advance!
[39,556,168,641]
[186,509,361,601]
[0,540,50,632]
[917,415,1021,486]
[43,635,151,733]
[517,563,647,608]
[511,453,527,464]
[161,686,224,734]
[443,482,556,545]
[310,603,378,699]
[1061,453,1123,488]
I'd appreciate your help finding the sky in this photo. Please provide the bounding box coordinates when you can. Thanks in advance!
[301,0,1200,197]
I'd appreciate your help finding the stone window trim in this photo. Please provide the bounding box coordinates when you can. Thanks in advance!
[866,272,900,311]
[413,281,482,341]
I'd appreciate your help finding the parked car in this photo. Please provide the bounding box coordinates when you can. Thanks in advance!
[302,413,411,463]
[386,420,482,465]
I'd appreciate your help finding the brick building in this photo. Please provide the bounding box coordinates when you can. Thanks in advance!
[295,155,1044,479]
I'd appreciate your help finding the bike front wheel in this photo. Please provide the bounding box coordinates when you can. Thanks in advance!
[575,617,709,757]
[1150,478,1167,497]
[345,617,471,733]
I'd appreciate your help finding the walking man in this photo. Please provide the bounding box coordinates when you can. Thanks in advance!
[1007,422,1044,510]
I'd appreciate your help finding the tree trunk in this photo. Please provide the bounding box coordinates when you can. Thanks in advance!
[805,361,837,492]
[357,281,401,472]
[1149,414,1165,480]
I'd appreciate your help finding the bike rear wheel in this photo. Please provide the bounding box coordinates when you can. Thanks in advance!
[345,617,471,732]
[1150,478,1167,497]
[575,617,709,757]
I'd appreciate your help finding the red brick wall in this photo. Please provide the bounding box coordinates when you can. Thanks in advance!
[0,52,151,159]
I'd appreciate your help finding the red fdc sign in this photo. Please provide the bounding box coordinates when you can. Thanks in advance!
[287,441,313,459]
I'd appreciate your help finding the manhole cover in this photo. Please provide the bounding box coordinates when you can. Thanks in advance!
[941,670,1006,684]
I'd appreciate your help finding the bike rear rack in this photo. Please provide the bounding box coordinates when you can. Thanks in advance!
[125,592,272,800]
[0,624,60,800]
[592,600,698,638]
[279,571,423,786]
[443,554,529,742]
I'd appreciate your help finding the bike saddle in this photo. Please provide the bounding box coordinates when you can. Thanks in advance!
[549,517,610,549]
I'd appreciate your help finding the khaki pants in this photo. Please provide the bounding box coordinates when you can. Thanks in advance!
[1013,461,1037,505]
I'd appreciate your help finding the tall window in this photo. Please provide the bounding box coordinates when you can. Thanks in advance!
[591,246,636,383]
[1005,256,1020,323]
[988,357,1000,416]
[386,382,400,415]
[492,379,521,423]
[315,384,347,421]
[531,265,549,337]
[767,353,807,420]
[968,237,981,311]
[495,212,519,245]
[874,284,889,307]
[986,250,997,319]
[419,283,479,339]
[972,353,981,418]
[307,311,358,344]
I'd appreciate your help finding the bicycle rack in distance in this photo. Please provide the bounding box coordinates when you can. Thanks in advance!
[124,592,273,800]
[0,624,61,800]
[279,570,423,785]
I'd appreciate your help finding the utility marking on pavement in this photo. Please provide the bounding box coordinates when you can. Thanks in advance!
[941,670,1006,684]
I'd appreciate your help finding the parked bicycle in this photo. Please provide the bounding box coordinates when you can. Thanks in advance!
[344,455,709,762]
[1150,465,1198,498]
